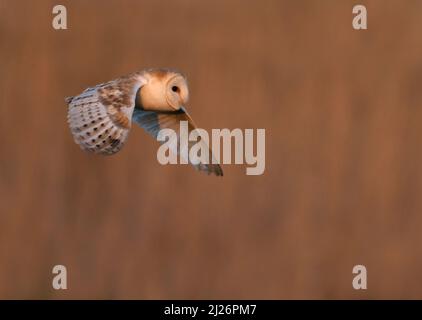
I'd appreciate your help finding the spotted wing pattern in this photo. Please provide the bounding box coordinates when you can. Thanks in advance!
[66,74,145,155]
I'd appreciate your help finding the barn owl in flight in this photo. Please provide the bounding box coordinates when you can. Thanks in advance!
[66,69,223,176]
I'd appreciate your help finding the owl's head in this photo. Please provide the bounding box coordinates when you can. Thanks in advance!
[138,69,189,112]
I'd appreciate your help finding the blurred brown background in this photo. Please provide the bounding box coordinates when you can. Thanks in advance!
[1,0,422,299]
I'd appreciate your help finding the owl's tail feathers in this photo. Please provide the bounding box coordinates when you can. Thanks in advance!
[65,96,74,104]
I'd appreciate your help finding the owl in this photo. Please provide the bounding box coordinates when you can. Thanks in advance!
[66,68,223,176]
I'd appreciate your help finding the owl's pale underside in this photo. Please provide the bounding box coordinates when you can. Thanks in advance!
[66,68,223,176]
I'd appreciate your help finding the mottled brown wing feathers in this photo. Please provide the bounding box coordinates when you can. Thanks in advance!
[66,75,145,155]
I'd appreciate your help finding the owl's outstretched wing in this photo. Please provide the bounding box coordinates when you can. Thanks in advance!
[132,108,223,176]
[66,74,146,155]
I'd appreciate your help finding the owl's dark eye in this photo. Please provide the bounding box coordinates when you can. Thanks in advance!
[171,86,179,93]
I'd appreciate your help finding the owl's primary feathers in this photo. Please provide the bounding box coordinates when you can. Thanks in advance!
[66,68,223,176]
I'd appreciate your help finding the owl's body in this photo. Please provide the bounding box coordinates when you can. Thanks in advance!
[66,69,223,176]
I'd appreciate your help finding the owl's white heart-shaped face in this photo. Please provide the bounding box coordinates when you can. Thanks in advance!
[138,70,189,112]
